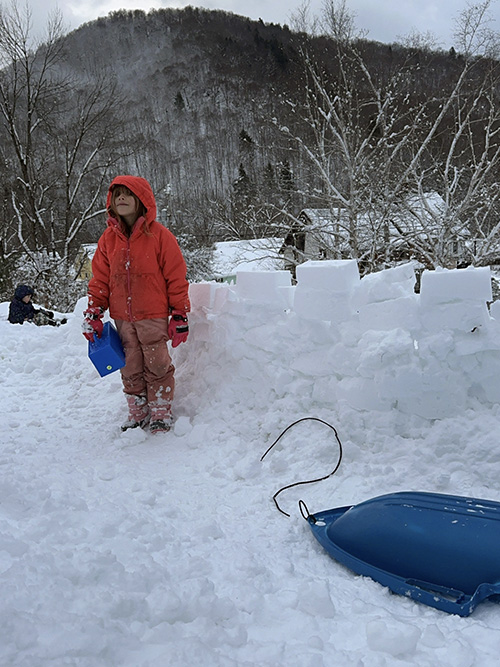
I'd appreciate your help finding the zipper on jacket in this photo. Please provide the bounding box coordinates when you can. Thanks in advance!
[126,238,133,321]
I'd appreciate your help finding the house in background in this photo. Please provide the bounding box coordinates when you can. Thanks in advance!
[74,244,97,281]
[388,192,468,269]
[281,209,345,276]
[282,197,471,276]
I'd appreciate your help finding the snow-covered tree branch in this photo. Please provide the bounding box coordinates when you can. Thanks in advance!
[284,0,500,273]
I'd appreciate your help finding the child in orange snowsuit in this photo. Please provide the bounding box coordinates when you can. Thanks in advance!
[83,175,190,434]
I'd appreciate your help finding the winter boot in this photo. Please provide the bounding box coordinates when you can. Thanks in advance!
[149,402,173,434]
[121,394,149,432]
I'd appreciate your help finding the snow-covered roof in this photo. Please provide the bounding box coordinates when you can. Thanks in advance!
[79,243,98,260]
[299,209,342,229]
[298,194,463,244]
[212,238,284,277]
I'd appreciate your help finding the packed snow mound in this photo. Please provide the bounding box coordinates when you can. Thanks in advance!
[184,262,500,420]
[2,261,500,666]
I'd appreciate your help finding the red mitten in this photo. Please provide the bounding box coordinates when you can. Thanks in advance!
[82,306,104,343]
[168,310,189,347]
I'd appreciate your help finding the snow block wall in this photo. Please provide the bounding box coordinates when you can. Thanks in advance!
[183,262,500,420]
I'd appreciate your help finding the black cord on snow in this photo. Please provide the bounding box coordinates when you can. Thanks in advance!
[260,417,343,518]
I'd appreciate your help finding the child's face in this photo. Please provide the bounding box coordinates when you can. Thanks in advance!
[113,186,140,226]
[22,294,32,304]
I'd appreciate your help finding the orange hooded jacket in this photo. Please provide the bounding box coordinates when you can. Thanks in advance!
[88,175,190,322]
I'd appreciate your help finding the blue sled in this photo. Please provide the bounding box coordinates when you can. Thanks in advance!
[306,491,500,616]
[88,321,125,377]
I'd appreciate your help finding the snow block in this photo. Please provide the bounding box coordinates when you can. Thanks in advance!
[296,259,360,293]
[454,326,500,356]
[490,300,500,320]
[420,301,491,333]
[294,286,351,322]
[420,267,492,306]
[234,270,291,304]
[212,284,230,313]
[336,377,392,411]
[353,263,416,306]
[392,368,467,419]
[356,329,416,378]
[358,296,419,332]
[477,374,500,403]
[189,282,216,310]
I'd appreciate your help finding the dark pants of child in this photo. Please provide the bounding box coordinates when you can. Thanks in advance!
[115,318,175,421]
[33,310,64,326]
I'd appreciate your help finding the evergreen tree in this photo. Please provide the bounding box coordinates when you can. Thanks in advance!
[239,128,254,151]
[174,91,185,111]
[233,164,254,201]
[262,162,276,197]
[279,160,295,193]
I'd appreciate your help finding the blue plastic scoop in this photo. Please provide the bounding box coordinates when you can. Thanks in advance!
[87,321,125,377]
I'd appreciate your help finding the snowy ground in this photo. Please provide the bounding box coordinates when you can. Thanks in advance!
[3,269,500,666]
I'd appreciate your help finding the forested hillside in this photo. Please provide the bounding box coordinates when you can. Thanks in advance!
[60,7,469,238]
[62,8,302,204]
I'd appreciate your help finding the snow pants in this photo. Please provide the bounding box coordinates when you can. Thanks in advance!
[115,318,175,409]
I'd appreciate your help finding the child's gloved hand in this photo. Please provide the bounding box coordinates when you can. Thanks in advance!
[168,310,189,347]
[82,306,104,342]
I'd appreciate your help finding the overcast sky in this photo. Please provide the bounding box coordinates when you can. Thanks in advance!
[28,0,500,50]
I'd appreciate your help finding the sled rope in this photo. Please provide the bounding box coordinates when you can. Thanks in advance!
[261,417,343,517]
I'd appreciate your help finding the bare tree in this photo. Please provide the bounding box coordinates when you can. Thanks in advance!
[283,0,500,273]
[52,71,135,264]
[0,1,66,255]
[0,1,135,307]
[386,0,500,268]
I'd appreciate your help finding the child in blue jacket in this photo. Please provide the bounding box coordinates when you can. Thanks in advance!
[8,285,66,326]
